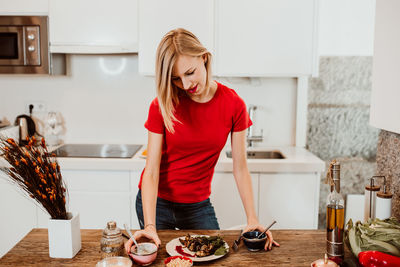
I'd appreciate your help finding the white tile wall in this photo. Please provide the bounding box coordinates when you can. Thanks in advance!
[0,55,297,146]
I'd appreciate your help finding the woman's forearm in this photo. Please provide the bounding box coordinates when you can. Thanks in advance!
[141,169,159,228]
[233,169,258,223]
[231,130,259,224]
[141,131,163,229]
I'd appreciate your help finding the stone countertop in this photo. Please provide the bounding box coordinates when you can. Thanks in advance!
[53,145,325,173]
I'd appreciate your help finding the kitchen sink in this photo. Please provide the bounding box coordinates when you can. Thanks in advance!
[226,150,285,159]
[53,144,142,158]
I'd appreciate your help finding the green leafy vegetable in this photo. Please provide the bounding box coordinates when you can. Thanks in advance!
[214,245,228,256]
[346,217,400,257]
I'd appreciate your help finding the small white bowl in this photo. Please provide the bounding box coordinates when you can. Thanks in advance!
[96,256,132,267]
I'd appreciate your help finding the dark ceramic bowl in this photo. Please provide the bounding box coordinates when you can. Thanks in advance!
[242,231,268,251]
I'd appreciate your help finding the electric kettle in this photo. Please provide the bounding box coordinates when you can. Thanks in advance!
[14,115,36,145]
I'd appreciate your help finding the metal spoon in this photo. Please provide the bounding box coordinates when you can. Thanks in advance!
[232,229,243,252]
[124,223,141,254]
[258,220,277,239]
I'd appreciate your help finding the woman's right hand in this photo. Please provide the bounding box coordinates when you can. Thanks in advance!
[124,226,161,254]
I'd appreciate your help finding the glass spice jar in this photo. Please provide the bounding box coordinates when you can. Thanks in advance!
[100,221,124,259]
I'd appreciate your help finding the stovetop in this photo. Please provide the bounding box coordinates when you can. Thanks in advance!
[53,144,142,158]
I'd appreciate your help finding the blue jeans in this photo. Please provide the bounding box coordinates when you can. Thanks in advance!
[136,190,220,230]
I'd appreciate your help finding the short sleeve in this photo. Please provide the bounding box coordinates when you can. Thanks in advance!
[144,98,165,134]
[232,95,253,132]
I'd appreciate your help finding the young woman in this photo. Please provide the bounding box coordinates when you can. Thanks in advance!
[125,28,279,253]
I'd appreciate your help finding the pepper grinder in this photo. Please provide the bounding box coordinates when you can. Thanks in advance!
[376,176,393,219]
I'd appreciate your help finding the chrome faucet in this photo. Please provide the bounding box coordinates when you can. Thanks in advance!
[247,105,263,147]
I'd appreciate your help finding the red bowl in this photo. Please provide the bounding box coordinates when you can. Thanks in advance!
[164,256,193,266]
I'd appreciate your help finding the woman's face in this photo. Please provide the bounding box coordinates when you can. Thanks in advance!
[171,55,207,97]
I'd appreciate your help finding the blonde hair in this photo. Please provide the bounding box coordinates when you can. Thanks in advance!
[155,28,212,133]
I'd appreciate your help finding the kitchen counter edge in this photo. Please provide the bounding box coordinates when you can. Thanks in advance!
[53,145,325,173]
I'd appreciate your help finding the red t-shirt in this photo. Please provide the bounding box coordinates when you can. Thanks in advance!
[139,82,252,203]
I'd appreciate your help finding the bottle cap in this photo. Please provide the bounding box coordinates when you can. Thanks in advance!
[365,185,380,191]
[377,191,393,199]
[102,221,121,238]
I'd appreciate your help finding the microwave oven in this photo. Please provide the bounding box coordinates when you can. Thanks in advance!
[0,16,49,74]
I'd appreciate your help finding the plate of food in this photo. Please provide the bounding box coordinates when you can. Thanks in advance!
[165,234,229,262]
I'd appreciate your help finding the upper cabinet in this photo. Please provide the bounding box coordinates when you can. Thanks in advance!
[0,0,48,15]
[138,0,318,77]
[2,0,318,74]
[49,0,138,53]
[215,0,318,77]
[138,0,214,75]
[370,0,400,134]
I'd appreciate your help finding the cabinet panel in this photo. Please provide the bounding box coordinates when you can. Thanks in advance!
[49,0,138,53]
[138,0,214,75]
[0,178,36,257]
[211,172,258,229]
[37,192,131,229]
[259,173,319,229]
[67,192,131,229]
[215,0,318,76]
[0,0,48,15]
[369,0,400,134]
[62,170,130,192]
[130,171,141,229]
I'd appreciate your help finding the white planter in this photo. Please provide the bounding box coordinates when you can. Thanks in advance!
[48,212,82,258]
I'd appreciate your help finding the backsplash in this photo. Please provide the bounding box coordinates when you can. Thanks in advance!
[307,56,380,228]
[0,54,297,147]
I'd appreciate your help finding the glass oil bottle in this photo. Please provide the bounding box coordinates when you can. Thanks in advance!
[326,160,344,264]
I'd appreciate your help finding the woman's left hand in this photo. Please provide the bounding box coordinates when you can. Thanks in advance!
[243,221,280,251]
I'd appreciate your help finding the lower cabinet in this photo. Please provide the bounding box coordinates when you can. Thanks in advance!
[0,176,37,258]
[258,173,320,229]
[37,169,134,230]
[210,172,258,229]
[211,172,320,230]
[130,171,141,229]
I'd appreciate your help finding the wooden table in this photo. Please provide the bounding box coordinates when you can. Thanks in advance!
[0,229,357,266]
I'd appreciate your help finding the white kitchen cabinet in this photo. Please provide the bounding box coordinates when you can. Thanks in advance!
[258,173,320,229]
[49,0,138,53]
[36,170,132,229]
[0,0,48,15]
[0,176,36,258]
[138,0,214,75]
[139,0,318,77]
[369,0,400,134]
[215,0,319,77]
[130,170,141,229]
[66,192,131,229]
[210,172,258,229]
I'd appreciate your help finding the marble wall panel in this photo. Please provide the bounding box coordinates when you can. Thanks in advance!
[307,107,379,160]
[307,57,378,228]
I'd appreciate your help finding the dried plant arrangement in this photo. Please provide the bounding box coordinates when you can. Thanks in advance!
[0,136,68,219]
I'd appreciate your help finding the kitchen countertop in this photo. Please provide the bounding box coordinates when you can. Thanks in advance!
[55,145,325,173]
[0,229,356,266]
[0,144,325,173]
